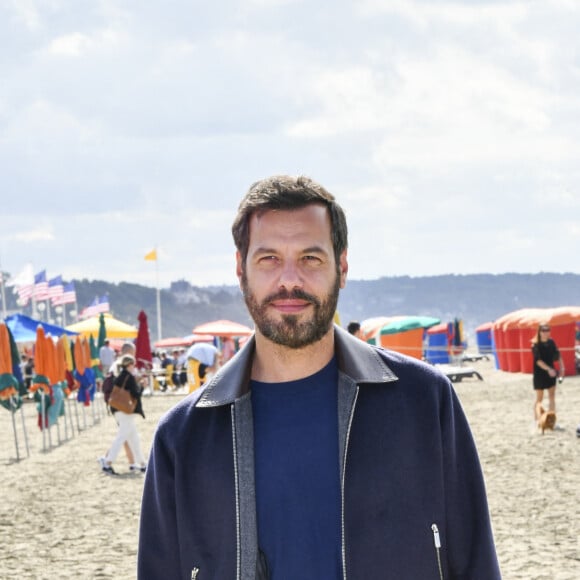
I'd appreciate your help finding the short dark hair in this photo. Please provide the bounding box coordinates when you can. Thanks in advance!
[347,321,361,335]
[232,175,348,266]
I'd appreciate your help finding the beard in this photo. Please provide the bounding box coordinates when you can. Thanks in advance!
[241,271,340,349]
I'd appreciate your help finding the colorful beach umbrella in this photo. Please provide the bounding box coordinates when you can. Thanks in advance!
[97,313,107,349]
[0,323,20,402]
[66,314,138,340]
[135,310,153,370]
[30,326,51,395]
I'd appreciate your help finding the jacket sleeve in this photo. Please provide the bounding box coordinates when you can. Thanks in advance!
[138,420,180,579]
[440,381,502,579]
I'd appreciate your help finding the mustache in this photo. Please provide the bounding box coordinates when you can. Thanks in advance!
[263,288,321,307]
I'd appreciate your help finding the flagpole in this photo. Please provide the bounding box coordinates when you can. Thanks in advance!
[0,257,6,319]
[0,275,6,320]
[155,250,162,342]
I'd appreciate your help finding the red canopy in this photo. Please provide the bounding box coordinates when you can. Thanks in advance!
[154,334,215,349]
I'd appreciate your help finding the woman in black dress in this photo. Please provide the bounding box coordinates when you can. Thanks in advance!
[532,324,564,422]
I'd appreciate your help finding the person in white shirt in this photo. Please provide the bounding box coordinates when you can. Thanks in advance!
[99,340,116,371]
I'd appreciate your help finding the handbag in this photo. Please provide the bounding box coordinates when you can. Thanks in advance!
[108,374,136,414]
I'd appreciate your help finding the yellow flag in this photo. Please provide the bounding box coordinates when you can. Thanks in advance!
[144,249,157,261]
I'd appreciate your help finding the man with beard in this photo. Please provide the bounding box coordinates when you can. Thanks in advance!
[138,176,501,580]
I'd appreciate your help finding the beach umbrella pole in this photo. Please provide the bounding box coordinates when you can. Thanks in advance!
[91,396,97,426]
[10,398,20,462]
[63,400,69,441]
[74,399,81,433]
[19,403,30,457]
[67,398,75,438]
[40,391,47,452]
[55,417,62,445]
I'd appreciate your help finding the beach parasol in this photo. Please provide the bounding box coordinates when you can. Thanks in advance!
[0,323,20,402]
[97,313,107,348]
[186,342,219,367]
[30,326,53,439]
[5,313,77,343]
[89,335,104,380]
[0,322,30,459]
[30,326,51,395]
[192,319,253,337]
[135,310,153,370]
[66,314,138,340]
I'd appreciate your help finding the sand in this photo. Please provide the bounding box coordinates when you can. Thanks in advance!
[1,360,580,579]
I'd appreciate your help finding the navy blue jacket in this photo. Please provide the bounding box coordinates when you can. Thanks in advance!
[138,327,501,579]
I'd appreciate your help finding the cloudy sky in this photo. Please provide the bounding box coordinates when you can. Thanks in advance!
[1,0,579,292]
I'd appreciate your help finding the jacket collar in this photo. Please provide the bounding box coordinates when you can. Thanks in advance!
[196,324,398,408]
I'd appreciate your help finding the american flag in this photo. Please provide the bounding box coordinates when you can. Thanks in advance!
[95,295,110,314]
[48,275,64,301]
[32,270,49,300]
[52,282,76,306]
[80,296,99,319]
[17,284,33,305]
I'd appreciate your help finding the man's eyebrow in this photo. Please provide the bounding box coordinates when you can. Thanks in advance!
[250,245,329,255]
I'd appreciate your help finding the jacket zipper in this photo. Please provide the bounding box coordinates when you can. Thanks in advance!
[341,386,359,580]
[231,404,241,580]
[431,523,444,580]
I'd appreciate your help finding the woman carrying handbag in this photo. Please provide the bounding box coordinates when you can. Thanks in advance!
[101,355,147,475]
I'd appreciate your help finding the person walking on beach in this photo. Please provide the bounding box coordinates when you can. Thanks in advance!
[138,175,501,579]
[100,341,139,467]
[532,323,564,421]
[99,339,116,373]
[101,355,147,475]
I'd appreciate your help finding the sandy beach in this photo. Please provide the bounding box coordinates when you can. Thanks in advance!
[1,360,579,579]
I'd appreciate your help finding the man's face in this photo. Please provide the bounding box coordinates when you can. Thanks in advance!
[237,204,348,349]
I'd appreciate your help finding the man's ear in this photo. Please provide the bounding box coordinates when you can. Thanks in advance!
[339,250,348,289]
[235,251,243,283]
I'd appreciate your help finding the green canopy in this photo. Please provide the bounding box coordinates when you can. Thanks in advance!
[378,316,441,335]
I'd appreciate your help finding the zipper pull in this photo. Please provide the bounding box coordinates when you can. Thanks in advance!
[431,523,441,548]
[191,567,200,579]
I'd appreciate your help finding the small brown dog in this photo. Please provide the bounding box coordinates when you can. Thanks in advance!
[536,403,557,434]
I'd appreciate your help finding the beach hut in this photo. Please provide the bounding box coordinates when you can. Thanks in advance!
[475,322,493,354]
[361,315,440,360]
[425,322,451,364]
[492,307,580,376]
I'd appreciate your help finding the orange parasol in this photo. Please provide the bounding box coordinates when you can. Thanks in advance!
[30,326,51,394]
[45,334,57,386]
[55,337,67,384]
[0,323,19,401]
[74,336,86,375]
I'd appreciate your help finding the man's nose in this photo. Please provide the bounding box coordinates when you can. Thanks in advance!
[277,260,303,290]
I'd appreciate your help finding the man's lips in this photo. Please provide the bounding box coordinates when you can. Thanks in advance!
[269,299,311,313]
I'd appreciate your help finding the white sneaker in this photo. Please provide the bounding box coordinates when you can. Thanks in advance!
[130,464,146,473]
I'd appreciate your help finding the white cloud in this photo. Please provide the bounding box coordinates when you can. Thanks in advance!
[1,0,579,287]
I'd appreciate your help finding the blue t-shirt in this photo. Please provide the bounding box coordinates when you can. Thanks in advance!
[251,357,343,580]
